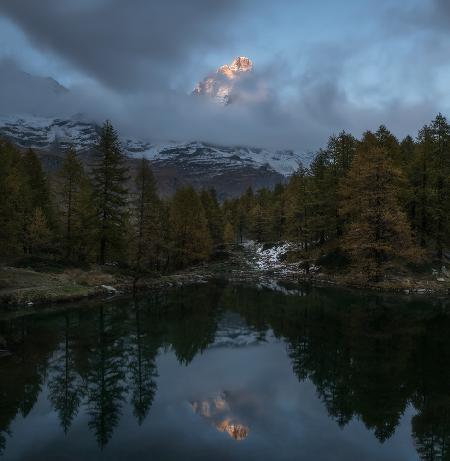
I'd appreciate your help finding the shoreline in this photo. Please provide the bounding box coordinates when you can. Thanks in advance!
[1,247,449,310]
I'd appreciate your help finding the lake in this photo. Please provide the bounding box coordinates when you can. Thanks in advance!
[0,281,449,460]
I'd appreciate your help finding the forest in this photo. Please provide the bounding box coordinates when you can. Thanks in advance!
[0,115,449,284]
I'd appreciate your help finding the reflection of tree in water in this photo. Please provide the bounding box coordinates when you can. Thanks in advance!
[0,431,7,456]
[1,283,450,459]
[410,312,450,461]
[224,285,450,456]
[85,306,127,449]
[0,315,61,455]
[412,399,450,461]
[127,302,158,425]
[162,285,221,365]
[47,313,82,434]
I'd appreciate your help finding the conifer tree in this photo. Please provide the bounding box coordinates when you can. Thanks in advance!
[22,148,54,226]
[237,187,255,242]
[328,131,357,176]
[399,135,415,169]
[75,175,98,262]
[57,147,86,259]
[271,183,286,241]
[169,186,212,267]
[429,114,450,264]
[25,207,51,255]
[0,141,28,257]
[132,158,160,274]
[309,151,335,244]
[284,167,312,249]
[409,126,434,246]
[91,121,129,265]
[326,132,357,237]
[200,189,224,247]
[339,145,420,282]
[223,220,236,245]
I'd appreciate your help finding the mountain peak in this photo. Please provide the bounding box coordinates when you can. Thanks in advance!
[193,56,254,105]
[230,56,253,72]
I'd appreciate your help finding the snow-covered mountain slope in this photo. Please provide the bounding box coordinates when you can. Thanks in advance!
[0,115,314,198]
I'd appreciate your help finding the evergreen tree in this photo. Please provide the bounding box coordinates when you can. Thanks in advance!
[237,187,255,242]
[223,220,236,245]
[91,121,129,264]
[200,189,224,247]
[399,135,415,170]
[24,208,51,255]
[169,187,212,267]
[309,151,335,244]
[132,158,160,274]
[339,145,420,282]
[271,183,286,241]
[429,114,450,264]
[0,141,28,257]
[57,147,86,259]
[326,132,357,237]
[409,126,434,247]
[22,148,54,225]
[284,167,312,249]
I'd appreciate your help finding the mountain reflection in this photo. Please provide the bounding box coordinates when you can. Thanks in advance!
[191,391,250,441]
[0,281,450,459]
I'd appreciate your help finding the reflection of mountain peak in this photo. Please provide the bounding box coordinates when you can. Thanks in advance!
[191,391,250,441]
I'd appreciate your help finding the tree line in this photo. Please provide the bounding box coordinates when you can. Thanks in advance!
[223,114,450,281]
[0,121,219,274]
[1,115,449,281]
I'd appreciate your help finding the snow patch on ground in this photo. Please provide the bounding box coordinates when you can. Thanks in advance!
[242,240,319,279]
[242,241,299,273]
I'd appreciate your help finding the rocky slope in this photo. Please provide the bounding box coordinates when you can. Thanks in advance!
[0,115,314,198]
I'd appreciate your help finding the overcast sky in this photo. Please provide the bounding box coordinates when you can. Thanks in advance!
[0,0,449,150]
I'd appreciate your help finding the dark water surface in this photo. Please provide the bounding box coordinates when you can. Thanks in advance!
[1,281,449,460]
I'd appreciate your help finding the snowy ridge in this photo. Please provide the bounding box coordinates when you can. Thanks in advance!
[0,115,314,176]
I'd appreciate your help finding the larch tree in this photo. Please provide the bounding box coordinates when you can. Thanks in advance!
[91,121,129,265]
[339,144,420,282]
[200,189,224,247]
[409,126,434,247]
[132,158,160,274]
[169,186,212,268]
[429,114,450,265]
[22,148,53,223]
[57,147,86,259]
[284,167,312,250]
[0,141,28,257]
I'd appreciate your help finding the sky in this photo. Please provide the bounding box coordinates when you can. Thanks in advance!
[0,0,449,151]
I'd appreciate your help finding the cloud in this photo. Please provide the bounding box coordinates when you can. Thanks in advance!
[0,0,449,152]
[0,0,243,90]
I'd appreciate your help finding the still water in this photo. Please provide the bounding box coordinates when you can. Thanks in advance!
[0,281,449,460]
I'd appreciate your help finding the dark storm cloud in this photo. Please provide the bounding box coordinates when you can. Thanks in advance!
[0,0,242,90]
[0,0,449,151]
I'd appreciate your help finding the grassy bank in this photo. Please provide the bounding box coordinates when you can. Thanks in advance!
[1,245,449,310]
